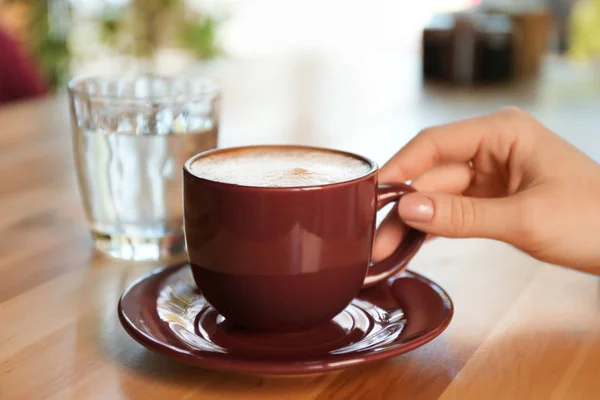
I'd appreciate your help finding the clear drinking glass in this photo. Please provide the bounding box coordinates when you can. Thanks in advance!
[68,75,220,261]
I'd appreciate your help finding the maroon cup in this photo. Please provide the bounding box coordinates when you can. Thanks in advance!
[183,145,426,332]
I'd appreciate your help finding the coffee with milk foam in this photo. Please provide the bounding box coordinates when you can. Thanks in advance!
[189,147,373,187]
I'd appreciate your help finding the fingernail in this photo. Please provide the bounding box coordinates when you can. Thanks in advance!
[399,194,434,222]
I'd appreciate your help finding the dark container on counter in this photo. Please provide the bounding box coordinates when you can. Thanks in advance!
[422,12,514,85]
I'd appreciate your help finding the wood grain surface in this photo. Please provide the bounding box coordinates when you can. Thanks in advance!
[1,54,600,400]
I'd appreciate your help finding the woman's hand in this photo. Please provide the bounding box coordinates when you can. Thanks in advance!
[373,107,600,269]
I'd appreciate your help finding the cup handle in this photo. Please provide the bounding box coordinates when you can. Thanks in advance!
[362,183,427,288]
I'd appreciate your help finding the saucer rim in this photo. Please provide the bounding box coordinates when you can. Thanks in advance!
[118,264,454,375]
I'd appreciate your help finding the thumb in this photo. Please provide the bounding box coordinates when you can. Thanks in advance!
[397,192,521,241]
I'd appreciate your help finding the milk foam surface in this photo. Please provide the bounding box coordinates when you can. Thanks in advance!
[189,148,373,187]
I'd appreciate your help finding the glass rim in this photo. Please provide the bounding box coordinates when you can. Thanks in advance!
[67,74,220,104]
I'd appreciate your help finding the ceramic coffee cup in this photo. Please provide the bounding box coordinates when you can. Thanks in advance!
[183,145,426,332]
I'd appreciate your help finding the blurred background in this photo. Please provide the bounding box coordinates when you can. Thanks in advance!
[1,0,599,159]
[2,0,597,85]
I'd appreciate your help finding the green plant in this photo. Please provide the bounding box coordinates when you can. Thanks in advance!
[178,14,224,60]
[95,0,225,61]
[31,2,71,88]
[6,0,224,89]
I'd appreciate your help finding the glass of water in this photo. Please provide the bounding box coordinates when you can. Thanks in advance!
[68,75,220,261]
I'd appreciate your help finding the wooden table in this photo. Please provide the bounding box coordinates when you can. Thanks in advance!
[2,54,600,399]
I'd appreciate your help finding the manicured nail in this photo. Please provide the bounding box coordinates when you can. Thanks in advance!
[399,194,434,222]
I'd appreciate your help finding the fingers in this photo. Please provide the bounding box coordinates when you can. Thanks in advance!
[398,192,523,241]
[372,163,473,262]
[411,162,473,242]
[371,213,438,263]
[372,207,406,262]
[374,107,536,247]
[379,109,520,184]
[411,163,474,193]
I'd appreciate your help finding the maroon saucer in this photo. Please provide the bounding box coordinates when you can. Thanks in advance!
[118,264,453,375]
